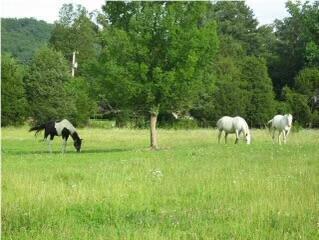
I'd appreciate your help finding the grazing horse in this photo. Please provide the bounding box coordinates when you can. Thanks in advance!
[29,119,82,153]
[267,114,293,144]
[217,116,251,144]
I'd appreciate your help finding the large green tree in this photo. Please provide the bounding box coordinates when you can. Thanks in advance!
[49,4,98,76]
[241,57,275,127]
[212,1,267,56]
[1,54,28,126]
[270,0,319,95]
[25,47,76,124]
[212,57,249,121]
[98,1,218,148]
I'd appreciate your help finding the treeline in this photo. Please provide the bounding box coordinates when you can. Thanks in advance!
[2,1,319,132]
[1,18,53,63]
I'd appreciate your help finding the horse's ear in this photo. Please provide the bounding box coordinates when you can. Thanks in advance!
[81,139,84,141]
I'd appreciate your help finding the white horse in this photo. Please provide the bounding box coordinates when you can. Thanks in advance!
[217,116,251,144]
[267,114,293,144]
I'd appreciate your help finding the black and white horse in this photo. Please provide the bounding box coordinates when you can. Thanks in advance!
[29,119,83,153]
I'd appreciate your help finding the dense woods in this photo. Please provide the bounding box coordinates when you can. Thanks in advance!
[1,18,53,63]
[2,1,319,137]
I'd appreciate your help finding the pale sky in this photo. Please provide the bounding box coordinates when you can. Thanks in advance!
[0,0,314,25]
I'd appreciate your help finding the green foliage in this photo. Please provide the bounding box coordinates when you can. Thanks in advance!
[213,57,248,118]
[97,1,219,117]
[87,119,115,129]
[24,47,76,124]
[212,1,261,56]
[305,41,319,67]
[192,2,278,128]
[283,86,312,127]
[1,54,28,126]
[269,1,319,94]
[170,119,198,130]
[1,18,53,63]
[242,57,275,127]
[287,67,319,128]
[49,4,98,76]
[65,77,97,126]
[274,100,290,116]
[294,67,319,96]
[311,110,319,128]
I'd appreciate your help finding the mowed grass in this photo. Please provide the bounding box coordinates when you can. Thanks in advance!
[2,127,319,239]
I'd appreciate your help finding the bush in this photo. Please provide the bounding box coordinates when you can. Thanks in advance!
[311,110,319,128]
[88,119,115,129]
[291,121,303,132]
[283,86,312,127]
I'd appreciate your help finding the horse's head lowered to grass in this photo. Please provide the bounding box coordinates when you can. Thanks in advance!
[73,137,83,152]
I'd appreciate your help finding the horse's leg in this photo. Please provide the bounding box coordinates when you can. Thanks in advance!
[235,130,239,144]
[61,138,67,153]
[61,129,70,153]
[278,131,282,145]
[44,131,49,142]
[286,128,291,138]
[272,128,275,144]
[224,132,228,144]
[283,130,287,144]
[218,130,222,143]
[48,135,54,153]
[44,130,51,153]
[46,137,51,153]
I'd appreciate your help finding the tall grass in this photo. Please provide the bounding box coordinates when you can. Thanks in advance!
[2,127,319,239]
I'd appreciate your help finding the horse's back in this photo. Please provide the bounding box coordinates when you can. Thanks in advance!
[233,116,249,130]
[55,119,76,135]
[271,115,284,127]
[217,116,234,132]
[273,115,284,122]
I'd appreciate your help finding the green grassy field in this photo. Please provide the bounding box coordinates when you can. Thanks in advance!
[2,127,319,239]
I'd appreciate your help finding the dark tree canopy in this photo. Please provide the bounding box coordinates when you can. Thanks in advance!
[1,54,28,126]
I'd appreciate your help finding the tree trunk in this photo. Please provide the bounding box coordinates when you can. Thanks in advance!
[150,112,158,150]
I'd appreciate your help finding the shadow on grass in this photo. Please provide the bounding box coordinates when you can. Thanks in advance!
[81,148,132,154]
[2,148,132,156]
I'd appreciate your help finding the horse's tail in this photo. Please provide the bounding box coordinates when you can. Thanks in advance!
[29,123,46,136]
[265,119,273,133]
[216,119,222,129]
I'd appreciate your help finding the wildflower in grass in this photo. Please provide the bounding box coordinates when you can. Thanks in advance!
[150,169,163,180]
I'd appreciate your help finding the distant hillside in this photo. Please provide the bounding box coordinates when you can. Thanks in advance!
[1,18,53,62]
